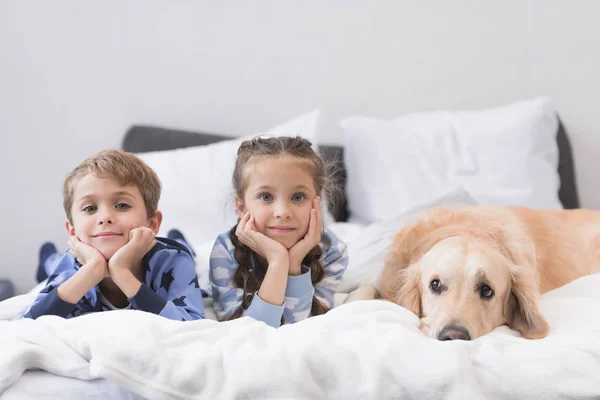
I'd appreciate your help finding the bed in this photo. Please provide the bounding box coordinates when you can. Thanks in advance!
[3,99,599,400]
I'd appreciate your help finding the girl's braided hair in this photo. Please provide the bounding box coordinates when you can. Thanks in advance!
[224,136,341,321]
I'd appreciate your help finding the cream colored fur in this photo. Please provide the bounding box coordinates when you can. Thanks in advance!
[346,205,600,340]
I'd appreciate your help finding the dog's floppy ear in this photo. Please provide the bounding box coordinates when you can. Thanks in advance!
[503,264,549,339]
[378,222,418,296]
[492,218,548,339]
[377,222,424,315]
[394,264,421,316]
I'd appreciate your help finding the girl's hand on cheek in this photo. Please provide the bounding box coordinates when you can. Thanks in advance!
[288,196,323,270]
[235,212,288,264]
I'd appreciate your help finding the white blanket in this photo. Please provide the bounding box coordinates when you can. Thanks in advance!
[1,273,600,399]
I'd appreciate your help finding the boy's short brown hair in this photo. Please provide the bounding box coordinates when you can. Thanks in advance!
[63,150,161,223]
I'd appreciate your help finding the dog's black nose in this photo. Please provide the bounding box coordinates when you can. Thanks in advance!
[438,325,471,341]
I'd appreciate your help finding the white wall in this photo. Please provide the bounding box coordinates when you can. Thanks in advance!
[1,0,599,294]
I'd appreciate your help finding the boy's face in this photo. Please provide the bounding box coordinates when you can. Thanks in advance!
[65,174,161,260]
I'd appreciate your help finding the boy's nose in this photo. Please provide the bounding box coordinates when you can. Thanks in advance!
[98,211,114,225]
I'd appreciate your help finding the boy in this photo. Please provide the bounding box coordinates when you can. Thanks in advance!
[17,150,205,321]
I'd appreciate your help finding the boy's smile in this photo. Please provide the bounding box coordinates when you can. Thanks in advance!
[92,231,123,238]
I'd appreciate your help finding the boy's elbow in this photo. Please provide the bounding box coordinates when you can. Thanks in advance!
[183,307,206,321]
[191,310,206,320]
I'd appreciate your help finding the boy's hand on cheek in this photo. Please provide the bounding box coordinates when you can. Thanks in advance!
[108,227,156,298]
[69,236,109,279]
[108,227,156,274]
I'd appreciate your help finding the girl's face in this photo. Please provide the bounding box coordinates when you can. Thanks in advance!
[236,156,318,249]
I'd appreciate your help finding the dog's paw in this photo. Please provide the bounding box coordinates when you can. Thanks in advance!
[343,284,379,304]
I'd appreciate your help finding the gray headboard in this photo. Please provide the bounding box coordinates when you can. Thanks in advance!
[122,117,580,221]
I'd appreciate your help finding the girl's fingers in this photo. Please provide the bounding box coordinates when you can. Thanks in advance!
[310,209,319,239]
[241,212,251,227]
[316,197,323,229]
[245,216,255,233]
[236,212,250,235]
[312,197,323,234]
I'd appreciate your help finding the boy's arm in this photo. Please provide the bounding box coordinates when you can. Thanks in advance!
[56,259,106,303]
[210,235,285,328]
[16,253,102,319]
[126,249,205,321]
[107,227,155,297]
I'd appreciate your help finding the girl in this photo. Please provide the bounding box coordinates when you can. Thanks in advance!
[209,136,349,328]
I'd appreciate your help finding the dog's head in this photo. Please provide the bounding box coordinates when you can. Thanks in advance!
[377,207,549,340]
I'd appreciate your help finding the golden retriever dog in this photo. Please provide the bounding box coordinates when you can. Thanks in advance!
[347,205,600,341]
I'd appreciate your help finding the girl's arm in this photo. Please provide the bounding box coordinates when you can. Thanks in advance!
[209,234,288,328]
[282,229,349,324]
[312,232,349,309]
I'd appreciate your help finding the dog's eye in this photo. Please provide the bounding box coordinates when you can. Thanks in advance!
[480,285,494,299]
[430,279,442,294]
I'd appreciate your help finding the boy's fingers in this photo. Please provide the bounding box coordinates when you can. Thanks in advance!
[146,240,156,253]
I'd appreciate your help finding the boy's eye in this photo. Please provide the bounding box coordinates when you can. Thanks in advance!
[82,205,97,213]
[291,193,305,202]
[115,203,131,210]
[259,194,273,202]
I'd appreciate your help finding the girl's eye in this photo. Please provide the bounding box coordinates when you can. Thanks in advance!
[292,193,305,202]
[259,194,273,202]
[115,203,131,210]
[82,205,97,213]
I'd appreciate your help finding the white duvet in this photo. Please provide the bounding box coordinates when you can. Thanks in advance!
[1,272,600,399]
[2,215,600,399]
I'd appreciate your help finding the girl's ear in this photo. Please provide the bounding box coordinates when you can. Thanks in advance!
[65,220,76,236]
[147,210,163,234]
[235,197,245,217]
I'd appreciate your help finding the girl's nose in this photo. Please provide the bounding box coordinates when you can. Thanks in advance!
[274,202,292,219]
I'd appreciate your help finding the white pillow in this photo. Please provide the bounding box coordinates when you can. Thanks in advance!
[138,109,321,247]
[336,187,477,293]
[341,97,561,224]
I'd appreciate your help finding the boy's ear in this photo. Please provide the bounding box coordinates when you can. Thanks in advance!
[148,210,163,234]
[235,197,245,217]
[65,220,76,236]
